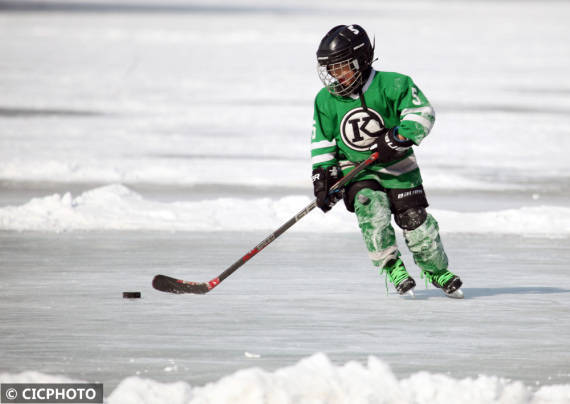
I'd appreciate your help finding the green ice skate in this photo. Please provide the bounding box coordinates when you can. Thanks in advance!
[382,258,416,296]
[422,269,463,299]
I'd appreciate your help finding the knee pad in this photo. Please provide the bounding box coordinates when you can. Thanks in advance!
[394,207,427,230]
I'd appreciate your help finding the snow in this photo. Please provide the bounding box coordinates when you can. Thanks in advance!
[1,0,570,403]
[183,354,564,404]
[1,184,569,237]
[4,354,570,403]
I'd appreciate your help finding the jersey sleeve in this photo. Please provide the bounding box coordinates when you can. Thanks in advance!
[311,95,338,169]
[395,77,436,145]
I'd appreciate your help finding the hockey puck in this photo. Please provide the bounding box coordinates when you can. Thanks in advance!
[123,291,141,299]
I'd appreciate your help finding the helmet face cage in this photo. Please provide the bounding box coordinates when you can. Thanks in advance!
[317,57,363,97]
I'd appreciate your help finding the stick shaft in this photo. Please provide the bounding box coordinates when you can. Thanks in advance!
[153,152,380,294]
[207,151,380,288]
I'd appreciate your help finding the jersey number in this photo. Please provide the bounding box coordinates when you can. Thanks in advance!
[411,87,422,105]
[311,120,317,140]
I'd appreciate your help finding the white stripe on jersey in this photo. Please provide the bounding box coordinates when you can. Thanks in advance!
[339,160,356,170]
[312,153,336,165]
[311,139,336,150]
[401,106,435,117]
[402,114,434,132]
[375,155,418,176]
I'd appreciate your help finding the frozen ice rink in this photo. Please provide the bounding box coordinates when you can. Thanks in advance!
[1,0,569,402]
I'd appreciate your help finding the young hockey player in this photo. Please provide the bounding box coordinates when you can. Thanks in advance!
[311,24,463,298]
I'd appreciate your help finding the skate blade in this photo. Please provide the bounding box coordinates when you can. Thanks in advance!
[401,288,415,298]
[444,288,464,299]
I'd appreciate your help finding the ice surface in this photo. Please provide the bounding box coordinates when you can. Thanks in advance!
[1,0,569,402]
[1,231,569,402]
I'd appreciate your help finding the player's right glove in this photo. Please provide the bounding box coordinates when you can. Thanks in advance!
[370,126,414,164]
[312,166,343,213]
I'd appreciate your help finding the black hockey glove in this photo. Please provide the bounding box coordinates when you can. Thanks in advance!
[312,166,343,213]
[370,127,414,164]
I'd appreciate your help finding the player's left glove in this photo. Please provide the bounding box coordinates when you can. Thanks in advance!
[312,165,343,213]
[370,127,414,164]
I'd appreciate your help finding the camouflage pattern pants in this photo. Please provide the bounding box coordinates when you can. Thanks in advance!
[353,188,448,274]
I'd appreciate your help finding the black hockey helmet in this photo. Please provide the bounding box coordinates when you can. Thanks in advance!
[316,24,375,97]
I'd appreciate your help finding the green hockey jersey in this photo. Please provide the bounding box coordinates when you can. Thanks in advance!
[311,70,435,189]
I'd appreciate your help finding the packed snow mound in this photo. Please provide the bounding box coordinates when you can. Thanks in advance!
[0,184,321,232]
[183,354,537,404]
[0,184,569,236]
[3,354,569,404]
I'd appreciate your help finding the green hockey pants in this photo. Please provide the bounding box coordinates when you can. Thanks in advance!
[353,188,448,274]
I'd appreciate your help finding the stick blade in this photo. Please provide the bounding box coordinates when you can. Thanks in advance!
[152,274,210,294]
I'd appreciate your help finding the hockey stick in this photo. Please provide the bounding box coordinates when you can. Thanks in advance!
[152,151,380,294]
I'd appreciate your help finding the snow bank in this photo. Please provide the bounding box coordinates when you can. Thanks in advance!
[183,354,536,404]
[2,354,569,404]
[0,185,568,236]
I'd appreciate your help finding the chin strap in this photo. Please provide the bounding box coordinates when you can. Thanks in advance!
[356,68,374,111]
[358,89,369,112]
